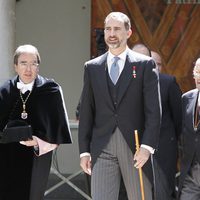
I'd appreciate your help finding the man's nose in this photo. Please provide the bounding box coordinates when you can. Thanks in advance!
[26,65,32,71]
[110,29,116,36]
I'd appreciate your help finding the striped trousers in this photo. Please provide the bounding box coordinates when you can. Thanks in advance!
[91,128,152,200]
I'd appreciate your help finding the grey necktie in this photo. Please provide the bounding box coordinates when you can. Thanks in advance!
[110,57,120,84]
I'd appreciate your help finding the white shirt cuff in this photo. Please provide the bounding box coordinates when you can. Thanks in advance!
[80,152,91,158]
[141,144,155,154]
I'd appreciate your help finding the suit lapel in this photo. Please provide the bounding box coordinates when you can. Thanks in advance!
[98,50,137,108]
[98,55,115,109]
[117,54,134,105]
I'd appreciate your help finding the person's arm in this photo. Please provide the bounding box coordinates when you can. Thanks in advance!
[134,59,161,168]
[78,64,95,155]
[141,59,161,148]
[33,136,58,156]
[78,64,94,174]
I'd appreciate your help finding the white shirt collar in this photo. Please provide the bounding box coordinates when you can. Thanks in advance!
[107,47,129,75]
[17,79,34,94]
[107,47,128,63]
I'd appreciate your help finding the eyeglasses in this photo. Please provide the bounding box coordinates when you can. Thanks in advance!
[18,61,39,69]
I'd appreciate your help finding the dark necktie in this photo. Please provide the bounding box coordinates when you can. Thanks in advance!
[110,57,120,85]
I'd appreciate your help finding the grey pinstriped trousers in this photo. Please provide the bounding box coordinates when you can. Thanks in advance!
[91,128,152,200]
[180,161,200,200]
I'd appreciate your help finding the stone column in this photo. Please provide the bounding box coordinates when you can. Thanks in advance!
[0,0,16,85]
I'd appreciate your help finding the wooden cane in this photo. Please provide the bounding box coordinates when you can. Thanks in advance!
[134,130,145,200]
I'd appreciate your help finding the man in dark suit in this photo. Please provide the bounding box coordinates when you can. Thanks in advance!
[151,51,182,199]
[132,45,182,199]
[78,12,161,200]
[179,58,200,200]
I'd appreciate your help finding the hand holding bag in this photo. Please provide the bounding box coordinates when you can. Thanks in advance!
[0,120,33,143]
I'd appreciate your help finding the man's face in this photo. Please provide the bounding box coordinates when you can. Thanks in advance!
[104,18,132,52]
[14,53,39,84]
[151,52,162,72]
[193,61,200,90]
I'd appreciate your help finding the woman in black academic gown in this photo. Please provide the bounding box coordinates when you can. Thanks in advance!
[0,44,72,200]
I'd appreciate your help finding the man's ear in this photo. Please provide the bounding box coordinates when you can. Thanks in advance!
[127,29,132,39]
[36,66,39,73]
[14,64,18,73]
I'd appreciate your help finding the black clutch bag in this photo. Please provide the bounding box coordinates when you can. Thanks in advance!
[0,120,33,143]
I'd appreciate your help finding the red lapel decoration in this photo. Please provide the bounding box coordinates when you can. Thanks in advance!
[132,66,136,78]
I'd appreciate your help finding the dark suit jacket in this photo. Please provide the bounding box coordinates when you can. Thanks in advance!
[179,89,200,194]
[154,73,182,197]
[78,49,161,165]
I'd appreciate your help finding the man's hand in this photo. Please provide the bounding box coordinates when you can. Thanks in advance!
[19,138,38,147]
[133,147,150,168]
[80,155,91,175]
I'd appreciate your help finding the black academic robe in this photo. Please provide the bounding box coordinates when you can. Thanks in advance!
[0,75,72,200]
